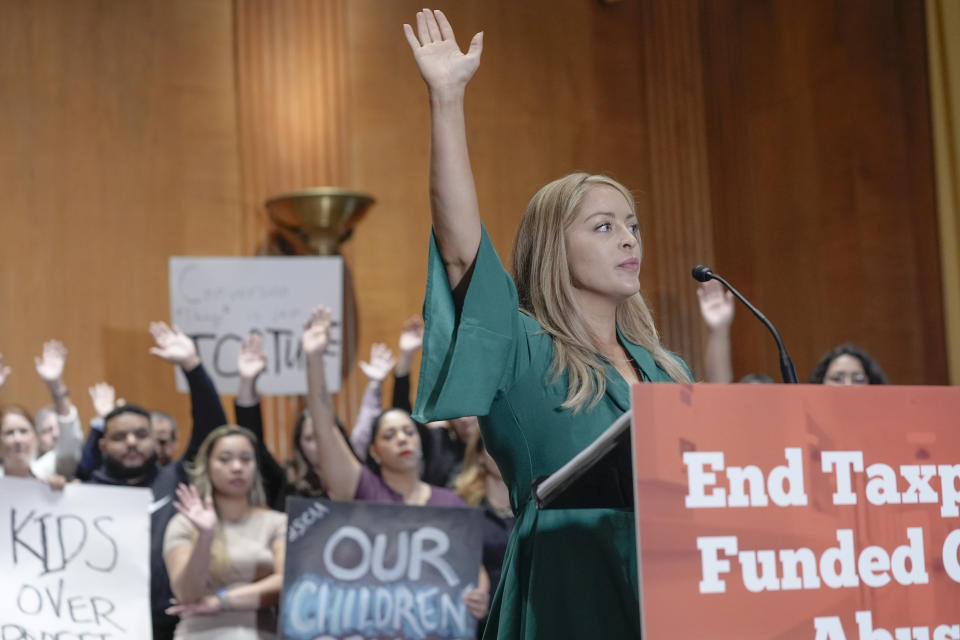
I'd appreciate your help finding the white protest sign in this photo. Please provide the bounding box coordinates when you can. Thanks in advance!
[0,477,152,639]
[169,256,343,395]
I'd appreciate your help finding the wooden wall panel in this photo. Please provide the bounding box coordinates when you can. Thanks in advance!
[234,0,348,461]
[700,0,946,383]
[0,0,241,448]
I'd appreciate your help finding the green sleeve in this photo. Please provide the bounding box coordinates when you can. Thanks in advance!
[413,226,527,422]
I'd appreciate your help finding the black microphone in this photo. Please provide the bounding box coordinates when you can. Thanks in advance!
[691,265,799,384]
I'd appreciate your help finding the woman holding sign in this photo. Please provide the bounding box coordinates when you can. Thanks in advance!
[403,9,691,639]
[162,425,286,640]
[302,307,491,621]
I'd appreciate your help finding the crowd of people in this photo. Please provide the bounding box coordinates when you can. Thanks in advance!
[0,312,505,639]
[0,9,895,640]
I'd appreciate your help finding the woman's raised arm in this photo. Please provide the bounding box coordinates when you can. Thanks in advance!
[404,9,484,290]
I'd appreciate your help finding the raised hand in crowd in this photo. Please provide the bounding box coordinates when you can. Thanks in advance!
[349,343,397,459]
[359,343,397,383]
[31,339,83,478]
[88,382,120,419]
[34,339,74,417]
[149,322,201,371]
[696,280,735,383]
[237,332,267,406]
[233,331,288,510]
[303,306,365,500]
[395,315,424,377]
[172,482,217,535]
[302,306,332,357]
[0,352,10,388]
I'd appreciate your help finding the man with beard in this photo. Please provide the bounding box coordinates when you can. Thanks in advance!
[87,321,226,640]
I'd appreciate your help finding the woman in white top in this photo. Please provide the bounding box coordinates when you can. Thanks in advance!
[163,425,286,640]
[0,340,83,482]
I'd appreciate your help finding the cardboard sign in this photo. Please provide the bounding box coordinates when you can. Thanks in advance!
[631,384,960,640]
[169,256,343,395]
[0,477,152,639]
[280,498,484,640]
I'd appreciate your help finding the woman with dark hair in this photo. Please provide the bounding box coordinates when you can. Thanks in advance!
[302,308,490,620]
[162,425,286,639]
[808,343,888,385]
[402,9,691,639]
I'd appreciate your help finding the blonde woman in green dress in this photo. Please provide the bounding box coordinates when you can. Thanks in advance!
[403,9,691,639]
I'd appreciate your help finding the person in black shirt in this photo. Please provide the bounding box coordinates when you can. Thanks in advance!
[86,322,225,640]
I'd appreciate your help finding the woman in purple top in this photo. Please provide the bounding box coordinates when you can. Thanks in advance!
[301,306,489,618]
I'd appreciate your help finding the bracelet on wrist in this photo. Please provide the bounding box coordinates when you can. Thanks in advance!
[216,588,231,611]
[50,385,69,399]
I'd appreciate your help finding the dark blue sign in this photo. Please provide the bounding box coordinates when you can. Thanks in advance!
[281,498,484,640]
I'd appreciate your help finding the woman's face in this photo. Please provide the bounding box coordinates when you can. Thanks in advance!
[209,434,257,499]
[564,185,642,305]
[823,354,868,386]
[0,413,36,471]
[370,410,421,474]
[297,414,320,469]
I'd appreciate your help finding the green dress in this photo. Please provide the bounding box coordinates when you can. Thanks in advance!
[413,227,686,639]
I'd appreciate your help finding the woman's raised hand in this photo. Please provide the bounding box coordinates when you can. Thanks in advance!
[403,9,483,95]
[149,322,201,371]
[696,280,735,331]
[34,339,67,384]
[173,483,217,535]
[359,343,397,383]
[302,306,332,357]
[237,332,267,380]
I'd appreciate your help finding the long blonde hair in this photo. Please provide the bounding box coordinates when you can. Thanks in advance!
[511,172,691,412]
[454,430,488,507]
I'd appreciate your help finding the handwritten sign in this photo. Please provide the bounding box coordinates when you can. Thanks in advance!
[0,477,151,639]
[281,498,483,640]
[631,384,960,640]
[169,256,343,395]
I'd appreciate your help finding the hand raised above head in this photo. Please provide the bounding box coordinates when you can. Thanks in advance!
[149,322,201,371]
[238,332,267,380]
[34,340,67,384]
[696,280,735,330]
[398,315,425,354]
[88,382,117,419]
[302,306,332,356]
[403,9,483,95]
[359,343,397,382]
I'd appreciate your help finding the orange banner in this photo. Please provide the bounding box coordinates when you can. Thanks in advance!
[632,384,960,640]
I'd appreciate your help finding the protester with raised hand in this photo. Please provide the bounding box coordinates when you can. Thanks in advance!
[232,332,288,510]
[86,321,227,640]
[347,342,397,458]
[696,280,735,383]
[303,306,488,619]
[30,339,84,478]
[163,425,286,639]
[303,307,463,505]
[74,381,120,481]
[403,9,692,638]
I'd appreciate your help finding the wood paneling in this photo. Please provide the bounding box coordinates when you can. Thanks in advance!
[0,0,241,448]
[700,0,946,383]
[234,0,349,460]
